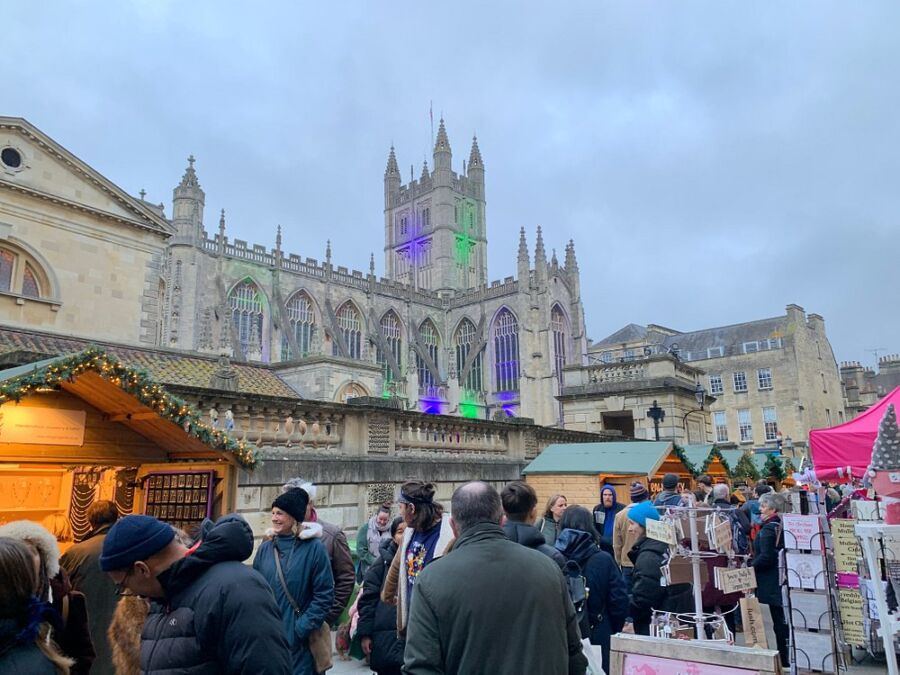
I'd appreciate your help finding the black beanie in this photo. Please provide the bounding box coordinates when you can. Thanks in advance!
[662,473,678,490]
[272,488,309,523]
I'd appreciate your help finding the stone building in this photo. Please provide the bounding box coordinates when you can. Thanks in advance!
[841,354,900,419]
[582,304,845,454]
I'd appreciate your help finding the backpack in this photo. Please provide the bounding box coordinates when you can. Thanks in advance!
[563,559,591,637]
[726,510,750,555]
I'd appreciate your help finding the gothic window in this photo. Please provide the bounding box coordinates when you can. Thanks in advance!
[417,320,440,389]
[551,305,568,380]
[416,239,432,289]
[229,280,264,359]
[455,318,483,395]
[395,247,410,284]
[492,309,520,394]
[333,302,362,359]
[0,250,15,292]
[377,311,402,384]
[423,207,431,227]
[282,291,316,360]
[0,247,50,298]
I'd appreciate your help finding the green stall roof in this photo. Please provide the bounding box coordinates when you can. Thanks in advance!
[523,441,674,476]
[719,450,770,475]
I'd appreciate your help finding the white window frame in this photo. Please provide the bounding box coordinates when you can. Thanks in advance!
[708,374,723,395]
[713,411,728,443]
[743,342,758,354]
[763,406,778,442]
[733,371,748,393]
[757,367,773,390]
[737,408,753,443]
[707,346,724,358]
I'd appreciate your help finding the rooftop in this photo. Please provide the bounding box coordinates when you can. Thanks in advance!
[523,440,673,476]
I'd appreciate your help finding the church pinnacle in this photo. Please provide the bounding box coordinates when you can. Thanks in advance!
[468,135,484,170]
[565,239,579,272]
[384,145,400,177]
[534,226,546,264]
[179,154,200,189]
[517,227,529,263]
[434,118,451,154]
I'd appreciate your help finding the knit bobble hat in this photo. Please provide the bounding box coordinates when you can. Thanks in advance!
[662,473,678,490]
[100,515,175,572]
[272,487,310,524]
[629,482,649,502]
[627,501,661,529]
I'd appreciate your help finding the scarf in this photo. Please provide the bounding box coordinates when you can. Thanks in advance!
[366,515,391,559]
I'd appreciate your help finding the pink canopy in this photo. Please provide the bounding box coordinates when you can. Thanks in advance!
[809,386,900,482]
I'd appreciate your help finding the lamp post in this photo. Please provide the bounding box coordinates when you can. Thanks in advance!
[646,400,666,441]
[682,382,708,443]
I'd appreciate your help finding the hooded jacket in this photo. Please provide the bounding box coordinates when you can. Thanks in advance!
[356,537,405,673]
[403,522,587,675]
[591,485,624,555]
[503,520,566,569]
[140,514,291,675]
[627,537,693,627]
[555,528,628,675]
[254,521,335,674]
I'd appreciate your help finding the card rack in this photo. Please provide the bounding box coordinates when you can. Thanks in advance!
[142,470,215,534]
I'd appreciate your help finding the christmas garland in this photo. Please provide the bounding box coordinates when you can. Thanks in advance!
[0,347,257,469]
[706,445,731,476]
[671,443,698,476]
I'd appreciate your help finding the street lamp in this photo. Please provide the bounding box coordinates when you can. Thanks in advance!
[647,400,666,441]
[682,382,708,443]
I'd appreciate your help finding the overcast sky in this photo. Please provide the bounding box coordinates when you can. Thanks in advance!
[6,2,898,366]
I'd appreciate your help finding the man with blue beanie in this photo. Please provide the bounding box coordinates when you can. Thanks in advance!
[101,513,290,674]
[626,501,693,636]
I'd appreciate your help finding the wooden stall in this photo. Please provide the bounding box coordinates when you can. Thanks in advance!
[681,443,731,484]
[0,350,253,549]
[523,440,694,508]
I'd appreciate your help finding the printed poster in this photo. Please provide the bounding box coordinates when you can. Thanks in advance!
[838,587,866,646]
[830,518,861,573]
[623,653,758,675]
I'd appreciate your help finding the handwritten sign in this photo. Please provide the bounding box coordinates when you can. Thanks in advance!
[740,596,768,649]
[714,566,757,594]
[782,514,822,550]
[646,518,677,546]
[831,518,861,573]
[0,406,86,446]
[838,587,866,645]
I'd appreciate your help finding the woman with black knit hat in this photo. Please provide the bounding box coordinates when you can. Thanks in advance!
[253,487,335,675]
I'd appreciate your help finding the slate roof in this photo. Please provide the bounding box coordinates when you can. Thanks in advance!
[657,317,786,356]
[0,326,300,399]
[593,323,648,347]
[523,441,673,476]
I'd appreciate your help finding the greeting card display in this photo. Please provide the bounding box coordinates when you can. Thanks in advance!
[143,470,215,531]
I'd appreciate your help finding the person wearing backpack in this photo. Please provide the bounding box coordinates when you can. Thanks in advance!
[555,506,628,675]
[712,484,751,554]
[626,502,693,636]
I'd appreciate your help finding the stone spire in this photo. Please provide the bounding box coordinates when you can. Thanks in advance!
[217,209,226,255]
[369,253,375,276]
[384,145,400,177]
[564,239,578,271]
[275,224,282,253]
[551,248,559,270]
[517,227,530,281]
[178,154,200,190]
[325,239,332,265]
[434,118,451,154]
[420,159,430,181]
[172,154,205,240]
[433,118,452,178]
[534,226,547,283]
[467,135,484,199]
[468,135,484,170]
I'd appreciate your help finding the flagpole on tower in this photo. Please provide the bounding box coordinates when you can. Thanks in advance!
[430,100,434,147]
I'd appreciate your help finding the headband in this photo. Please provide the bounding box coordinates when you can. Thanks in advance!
[398,490,433,506]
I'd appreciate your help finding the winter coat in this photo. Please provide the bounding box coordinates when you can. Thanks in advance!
[712,498,751,538]
[403,522,587,675]
[503,520,566,569]
[49,570,94,675]
[592,486,625,556]
[750,515,784,606]
[613,502,644,568]
[356,538,405,673]
[653,490,684,508]
[108,595,148,675]
[555,528,629,675]
[356,517,392,581]
[0,618,58,675]
[140,514,291,675]
[60,525,117,675]
[316,516,355,624]
[536,516,559,545]
[380,515,454,633]
[743,499,763,526]
[627,537,693,625]
[253,523,335,675]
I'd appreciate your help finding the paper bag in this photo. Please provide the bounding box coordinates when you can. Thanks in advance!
[740,596,768,649]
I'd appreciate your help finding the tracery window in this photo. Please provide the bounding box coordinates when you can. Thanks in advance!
[551,305,567,380]
[455,319,482,395]
[282,291,315,360]
[333,302,362,360]
[377,311,402,384]
[417,320,440,389]
[229,280,264,359]
[493,309,520,393]
[0,247,47,298]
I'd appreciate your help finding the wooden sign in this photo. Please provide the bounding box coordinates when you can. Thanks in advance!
[646,518,677,546]
[714,566,757,594]
[830,518,861,573]
[0,405,86,446]
[838,587,866,646]
[782,513,822,550]
[740,596,768,649]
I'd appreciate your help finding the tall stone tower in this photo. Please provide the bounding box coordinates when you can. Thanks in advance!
[383,120,487,292]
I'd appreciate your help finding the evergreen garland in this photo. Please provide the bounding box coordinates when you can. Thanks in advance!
[672,444,698,476]
[0,347,257,469]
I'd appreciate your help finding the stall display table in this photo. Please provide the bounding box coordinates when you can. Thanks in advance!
[855,522,900,675]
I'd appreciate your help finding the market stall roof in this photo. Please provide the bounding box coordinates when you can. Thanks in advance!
[679,444,729,476]
[719,450,769,475]
[0,349,256,469]
[809,386,900,481]
[523,441,674,476]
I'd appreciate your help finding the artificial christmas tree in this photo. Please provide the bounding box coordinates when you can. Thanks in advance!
[867,403,900,523]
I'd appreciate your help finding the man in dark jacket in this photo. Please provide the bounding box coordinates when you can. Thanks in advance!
[501,480,566,568]
[100,513,290,674]
[60,500,119,675]
[591,484,624,556]
[404,481,587,675]
[283,477,356,625]
[653,473,684,507]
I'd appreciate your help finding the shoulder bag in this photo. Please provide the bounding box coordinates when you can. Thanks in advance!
[273,543,333,672]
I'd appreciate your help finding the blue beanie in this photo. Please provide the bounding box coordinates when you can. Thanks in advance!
[627,501,661,529]
[100,515,175,571]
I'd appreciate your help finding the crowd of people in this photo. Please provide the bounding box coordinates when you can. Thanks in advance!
[0,473,797,674]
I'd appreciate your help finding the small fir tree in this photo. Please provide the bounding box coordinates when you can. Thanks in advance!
[868,404,900,473]
[732,453,760,482]
[764,454,787,482]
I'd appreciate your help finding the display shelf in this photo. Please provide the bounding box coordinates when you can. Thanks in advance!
[855,521,900,675]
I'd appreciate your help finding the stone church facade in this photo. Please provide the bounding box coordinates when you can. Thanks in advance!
[157,119,587,427]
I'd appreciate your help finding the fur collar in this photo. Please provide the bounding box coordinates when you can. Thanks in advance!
[0,520,60,578]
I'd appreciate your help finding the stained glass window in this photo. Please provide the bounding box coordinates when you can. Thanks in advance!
[377,311,402,383]
[0,250,14,292]
[282,291,315,360]
[493,309,520,393]
[229,280,264,359]
[334,302,362,359]
[551,305,567,380]
[455,319,482,395]
[417,320,440,389]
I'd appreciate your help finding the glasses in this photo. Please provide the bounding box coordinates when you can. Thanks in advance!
[114,567,136,596]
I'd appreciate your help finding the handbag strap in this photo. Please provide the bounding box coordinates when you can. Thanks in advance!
[272,544,301,616]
